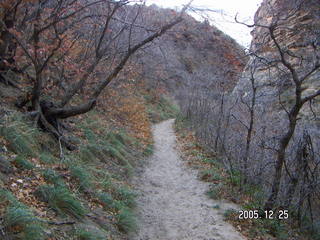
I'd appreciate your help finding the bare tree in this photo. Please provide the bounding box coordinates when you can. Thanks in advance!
[236,1,320,209]
[2,0,191,148]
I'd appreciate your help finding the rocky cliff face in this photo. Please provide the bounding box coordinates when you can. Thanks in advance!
[229,0,320,203]
[251,0,320,54]
[234,0,320,100]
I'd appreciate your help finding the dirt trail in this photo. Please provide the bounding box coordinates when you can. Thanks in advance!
[131,119,246,240]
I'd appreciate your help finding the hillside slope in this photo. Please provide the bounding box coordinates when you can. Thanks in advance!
[0,2,249,239]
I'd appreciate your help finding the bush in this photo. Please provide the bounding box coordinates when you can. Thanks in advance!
[79,130,131,164]
[228,170,242,187]
[35,185,86,219]
[0,189,17,205]
[13,155,34,170]
[107,146,133,176]
[69,165,92,192]
[107,146,126,164]
[223,208,238,221]
[157,95,180,119]
[145,94,180,122]
[3,205,44,240]
[116,207,137,233]
[86,144,107,161]
[42,169,65,187]
[98,192,115,210]
[106,131,132,147]
[83,128,97,144]
[114,186,136,208]
[200,168,221,182]
[143,144,154,156]
[0,113,39,157]
[80,147,99,163]
[206,184,222,200]
[262,219,288,239]
[39,152,56,164]
[75,228,105,240]
[202,157,219,165]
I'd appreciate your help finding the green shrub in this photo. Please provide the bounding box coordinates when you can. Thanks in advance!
[4,205,32,225]
[116,207,136,233]
[223,208,238,221]
[84,128,97,144]
[157,95,180,119]
[98,192,115,210]
[35,185,86,219]
[111,200,126,211]
[3,205,44,240]
[243,201,261,211]
[145,95,180,122]
[243,184,263,198]
[107,146,126,163]
[200,168,221,182]
[106,131,132,146]
[262,219,288,239]
[202,157,219,165]
[70,165,92,192]
[0,114,39,157]
[86,144,106,161]
[39,152,56,164]
[206,184,222,200]
[0,189,17,204]
[174,114,191,130]
[106,146,133,176]
[228,170,242,187]
[42,169,65,187]
[13,155,34,170]
[98,177,112,191]
[80,147,98,162]
[114,186,136,208]
[75,228,104,240]
[117,130,135,145]
[143,144,154,156]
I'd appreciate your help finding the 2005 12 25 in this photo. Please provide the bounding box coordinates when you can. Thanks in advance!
[238,210,289,220]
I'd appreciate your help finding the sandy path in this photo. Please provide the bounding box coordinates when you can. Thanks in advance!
[131,119,245,240]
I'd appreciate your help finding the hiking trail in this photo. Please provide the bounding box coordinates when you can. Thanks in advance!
[131,119,246,240]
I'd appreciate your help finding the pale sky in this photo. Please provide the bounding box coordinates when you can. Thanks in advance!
[146,0,263,47]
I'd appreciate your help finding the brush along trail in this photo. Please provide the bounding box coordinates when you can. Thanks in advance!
[131,119,246,240]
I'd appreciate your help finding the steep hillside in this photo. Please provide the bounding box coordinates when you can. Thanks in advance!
[0,1,246,239]
[136,5,247,103]
[0,2,180,239]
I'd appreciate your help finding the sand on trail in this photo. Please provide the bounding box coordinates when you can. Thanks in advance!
[131,119,246,240]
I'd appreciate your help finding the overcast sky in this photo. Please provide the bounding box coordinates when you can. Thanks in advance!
[145,0,263,47]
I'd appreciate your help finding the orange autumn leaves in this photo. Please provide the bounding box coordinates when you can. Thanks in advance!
[118,95,152,146]
[99,83,152,147]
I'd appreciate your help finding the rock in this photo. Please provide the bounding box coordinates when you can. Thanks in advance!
[0,145,8,153]
[16,179,23,184]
